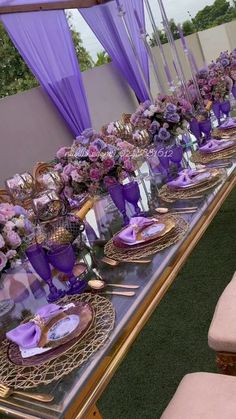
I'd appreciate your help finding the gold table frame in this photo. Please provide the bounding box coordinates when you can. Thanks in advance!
[0,171,235,419]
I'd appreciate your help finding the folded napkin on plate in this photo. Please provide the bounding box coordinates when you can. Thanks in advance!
[218,117,236,130]
[168,169,194,188]
[6,303,74,349]
[199,139,233,154]
[117,217,157,245]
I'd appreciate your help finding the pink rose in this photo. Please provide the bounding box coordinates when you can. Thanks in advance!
[56,147,70,159]
[54,163,63,171]
[63,163,75,176]
[0,203,15,222]
[104,176,117,188]
[6,231,21,249]
[6,249,17,260]
[88,145,99,162]
[90,168,101,181]
[103,158,115,171]
[0,251,7,272]
[0,234,5,249]
[123,158,134,172]
[70,170,81,182]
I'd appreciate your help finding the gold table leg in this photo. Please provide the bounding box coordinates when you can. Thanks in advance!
[86,404,102,419]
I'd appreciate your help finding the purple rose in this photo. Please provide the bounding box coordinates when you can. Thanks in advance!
[63,163,75,176]
[165,103,177,113]
[165,112,180,123]
[91,138,106,150]
[150,121,160,135]
[103,158,115,171]
[158,128,171,141]
[221,58,230,67]
[13,205,27,216]
[88,145,99,162]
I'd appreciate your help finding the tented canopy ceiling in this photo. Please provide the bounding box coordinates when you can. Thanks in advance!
[0,0,112,13]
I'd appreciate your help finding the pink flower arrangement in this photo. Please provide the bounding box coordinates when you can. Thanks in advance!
[55,129,139,195]
[0,203,33,277]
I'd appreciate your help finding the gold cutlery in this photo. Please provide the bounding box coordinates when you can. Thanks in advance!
[88,279,139,291]
[0,383,54,403]
[103,291,136,297]
[101,256,151,266]
[155,207,197,215]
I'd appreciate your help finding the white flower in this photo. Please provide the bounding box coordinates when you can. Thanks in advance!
[0,234,5,249]
[0,251,7,272]
[107,122,116,134]
[6,249,17,260]
[14,217,25,230]
[143,110,152,117]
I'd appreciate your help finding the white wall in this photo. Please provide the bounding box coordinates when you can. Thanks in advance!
[198,24,231,63]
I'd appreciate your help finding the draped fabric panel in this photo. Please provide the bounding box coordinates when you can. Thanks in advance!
[1,10,91,135]
[80,0,150,102]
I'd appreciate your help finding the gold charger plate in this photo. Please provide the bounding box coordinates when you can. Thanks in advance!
[104,215,189,262]
[8,302,94,367]
[113,217,175,249]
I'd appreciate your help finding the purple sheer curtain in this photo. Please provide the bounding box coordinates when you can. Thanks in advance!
[80,0,150,102]
[1,10,91,136]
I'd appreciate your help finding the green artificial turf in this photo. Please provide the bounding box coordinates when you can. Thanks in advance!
[97,188,236,419]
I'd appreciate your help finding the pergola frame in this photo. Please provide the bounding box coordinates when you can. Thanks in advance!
[0,0,112,14]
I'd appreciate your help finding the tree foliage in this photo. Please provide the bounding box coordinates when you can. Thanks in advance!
[149,0,236,46]
[94,51,111,67]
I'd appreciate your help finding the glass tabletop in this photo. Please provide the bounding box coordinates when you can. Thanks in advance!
[0,158,235,418]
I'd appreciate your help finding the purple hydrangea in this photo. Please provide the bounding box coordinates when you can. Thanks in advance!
[143,100,152,110]
[221,58,230,67]
[75,135,89,145]
[158,128,171,141]
[91,138,106,150]
[82,128,96,138]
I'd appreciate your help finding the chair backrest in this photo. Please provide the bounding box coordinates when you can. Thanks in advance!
[32,162,54,185]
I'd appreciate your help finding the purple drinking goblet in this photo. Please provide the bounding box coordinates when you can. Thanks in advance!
[212,101,221,126]
[169,145,184,172]
[25,244,65,303]
[123,182,141,216]
[108,183,129,226]
[189,118,201,143]
[199,118,212,141]
[232,85,236,99]
[47,244,85,295]
[220,100,231,118]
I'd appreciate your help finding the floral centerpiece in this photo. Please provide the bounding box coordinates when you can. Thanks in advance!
[131,95,191,145]
[0,203,33,278]
[54,128,139,196]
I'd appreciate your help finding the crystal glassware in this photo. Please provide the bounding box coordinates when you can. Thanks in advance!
[220,100,231,118]
[25,244,65,302]
[123,182,141,216]
[47,244,85,295]
[199,118,212,141]
[170,145,184,172]
[108,183,129,226]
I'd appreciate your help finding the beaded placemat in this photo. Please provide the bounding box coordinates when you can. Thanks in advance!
[104,215,188,262]
[0,294,115,389]
[191,146,236,163]
[158,169,226,203]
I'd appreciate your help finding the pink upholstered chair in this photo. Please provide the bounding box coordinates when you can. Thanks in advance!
[161,372,236,419]
[208,271,236,374]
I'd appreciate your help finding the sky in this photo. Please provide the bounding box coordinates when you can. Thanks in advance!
[69,0,214,60]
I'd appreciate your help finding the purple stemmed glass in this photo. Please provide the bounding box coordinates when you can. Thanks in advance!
[212,101,221,126]
[25,244,65,303]
[108,183,129,226]
[232,85,236,99]
[47,244,86,295]
[123,182,141,216]
[199,118,212,141]
[170,146,183,172]
[189,118,201,143]
[220,100,231,118]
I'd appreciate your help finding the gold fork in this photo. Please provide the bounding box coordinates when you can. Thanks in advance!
[0,383,54,403]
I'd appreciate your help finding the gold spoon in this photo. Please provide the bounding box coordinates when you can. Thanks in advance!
[0,383,54,403]
[101,256,151,266]
[88,279,139,291]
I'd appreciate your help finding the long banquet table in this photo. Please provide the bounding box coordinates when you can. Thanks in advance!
[0,162,235,419]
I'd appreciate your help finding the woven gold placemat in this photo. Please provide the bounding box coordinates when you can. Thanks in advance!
[104,215,188,262]
[0,294,115,389]
[191,146,236,164]
[158,169,226,203]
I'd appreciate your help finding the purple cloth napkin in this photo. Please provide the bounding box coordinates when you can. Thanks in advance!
[116,217,155,245]
[218,117,236,130]
[6,304,63,349]
[168,169,195,188]
[199,139,234,154]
